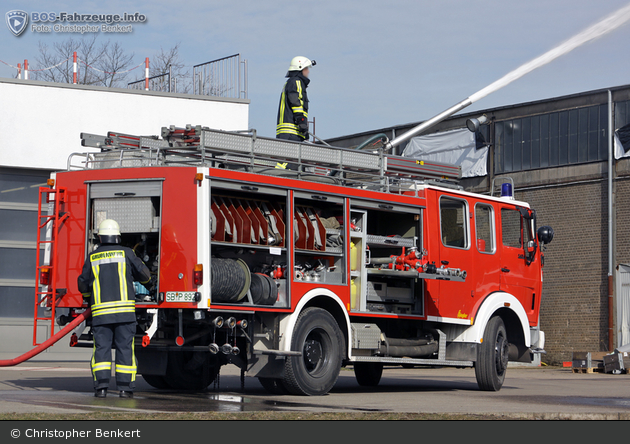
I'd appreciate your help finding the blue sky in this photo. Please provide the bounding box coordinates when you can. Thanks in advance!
[2,1,630,139]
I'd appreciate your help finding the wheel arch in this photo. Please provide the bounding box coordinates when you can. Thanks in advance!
[492,307,527,348]
[455,292,530,348]
[279,289,351,360]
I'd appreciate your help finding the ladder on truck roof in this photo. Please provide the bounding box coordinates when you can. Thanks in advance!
[70,126,462,192]
[33,186,68,346]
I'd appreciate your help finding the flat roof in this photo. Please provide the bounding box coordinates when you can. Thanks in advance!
[0,77,250,104]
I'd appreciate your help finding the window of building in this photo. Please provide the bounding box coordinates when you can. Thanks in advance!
[501,208,522,249]
[475,203,495,254]
[494,104,608,173]
[440,197,468,249]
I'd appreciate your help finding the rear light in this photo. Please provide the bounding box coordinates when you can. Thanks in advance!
[195,173,204,186]
[193,264,203,286]
[40,267,51,286]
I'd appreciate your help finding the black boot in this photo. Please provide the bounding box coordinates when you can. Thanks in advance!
[119,390,133,398]
[95,388,107,398]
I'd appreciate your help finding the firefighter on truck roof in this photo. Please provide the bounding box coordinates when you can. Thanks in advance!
[275,56,315,169]
[77,219,152,399]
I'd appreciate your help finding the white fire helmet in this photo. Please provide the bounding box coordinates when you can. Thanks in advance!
[98,219,121,236]
[288,56,316,72]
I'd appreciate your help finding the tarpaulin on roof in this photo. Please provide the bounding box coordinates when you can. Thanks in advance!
[614,124,630,159]
[402,128,488,178]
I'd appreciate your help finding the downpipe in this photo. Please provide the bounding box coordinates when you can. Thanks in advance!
[0,308,92,367]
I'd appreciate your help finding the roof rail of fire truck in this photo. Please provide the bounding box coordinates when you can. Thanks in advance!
[69,126,463,193]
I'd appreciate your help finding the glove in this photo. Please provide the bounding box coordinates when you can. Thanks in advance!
[295,114,308,133]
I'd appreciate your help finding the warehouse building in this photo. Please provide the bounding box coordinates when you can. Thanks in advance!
[326,84,630,364]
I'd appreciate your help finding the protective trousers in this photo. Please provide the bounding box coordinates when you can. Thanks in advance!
[91,322,137,391]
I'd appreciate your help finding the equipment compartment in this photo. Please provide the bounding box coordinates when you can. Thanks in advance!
[209,183,289,307]
[87,180,162,304]
[350,202,424,316]
[293,193,346,286]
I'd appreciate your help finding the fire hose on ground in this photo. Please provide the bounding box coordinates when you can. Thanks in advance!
[0,308,91,367]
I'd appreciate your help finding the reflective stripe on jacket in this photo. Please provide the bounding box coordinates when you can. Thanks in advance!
[78,244,151,326]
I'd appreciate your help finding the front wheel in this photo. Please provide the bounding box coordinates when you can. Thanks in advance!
[354,362,383,387]
[283,307,343,396]
[475,316,509,391]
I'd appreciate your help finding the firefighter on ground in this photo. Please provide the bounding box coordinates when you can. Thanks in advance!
[77,219,152,399]
[276,56,315,145]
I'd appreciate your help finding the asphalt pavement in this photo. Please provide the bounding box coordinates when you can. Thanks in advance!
[0,361,629,418]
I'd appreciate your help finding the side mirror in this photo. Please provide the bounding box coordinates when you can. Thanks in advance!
[537,226,554,245]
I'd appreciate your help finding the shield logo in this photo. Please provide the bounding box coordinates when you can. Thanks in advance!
[6,10,28,37]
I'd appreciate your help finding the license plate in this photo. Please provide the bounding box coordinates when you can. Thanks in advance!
[165,291,197,303]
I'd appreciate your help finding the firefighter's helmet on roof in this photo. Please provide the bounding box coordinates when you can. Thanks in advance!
[98,219,121,244]
[288,56,316,72]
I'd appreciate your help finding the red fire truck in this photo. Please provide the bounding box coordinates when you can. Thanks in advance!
[24,123,552,396]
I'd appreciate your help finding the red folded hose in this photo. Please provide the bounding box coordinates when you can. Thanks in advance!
[0,308,91,367]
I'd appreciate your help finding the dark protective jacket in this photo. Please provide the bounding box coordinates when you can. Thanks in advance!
[276,71,310,139]
[77,244,151,326]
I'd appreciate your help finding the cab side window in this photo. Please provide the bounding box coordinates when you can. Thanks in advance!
[440,197,468,249]
[475,204,495,253]
[501,208,522,248]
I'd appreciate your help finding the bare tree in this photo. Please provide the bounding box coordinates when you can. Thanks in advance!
[33,40,73,83]
[75,34,108,85]
[96,41,135,87]
[32,36,135,87]
[147,43,190,93]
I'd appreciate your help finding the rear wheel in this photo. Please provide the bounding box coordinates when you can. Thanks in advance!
[283,307,343,396]
[141,374,171,389]
[353,362,383,387]
[165,351,219,390]
[475,316,509,391]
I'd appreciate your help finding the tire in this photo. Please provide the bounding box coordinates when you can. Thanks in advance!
[141,374,171,389]
[354,362,383,387]
[475,316,509,391]
[165,351,219,391]
[258,377,290,395]
[283,307,343,396]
